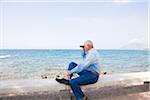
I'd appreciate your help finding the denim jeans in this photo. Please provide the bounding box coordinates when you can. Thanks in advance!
[67,62,99,100]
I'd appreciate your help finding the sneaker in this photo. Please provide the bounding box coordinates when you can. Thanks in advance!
[82,96,88,100]
[55,78,70,85]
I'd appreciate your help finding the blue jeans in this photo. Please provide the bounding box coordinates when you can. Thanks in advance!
[67,62,99,100]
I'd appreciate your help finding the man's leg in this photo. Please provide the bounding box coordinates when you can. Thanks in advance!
[70,71,99,100]
[67,62,78,70]
[67,62,78,79]
[56,62,78,85]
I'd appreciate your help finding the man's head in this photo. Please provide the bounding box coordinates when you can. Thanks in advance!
[80,40,94,52]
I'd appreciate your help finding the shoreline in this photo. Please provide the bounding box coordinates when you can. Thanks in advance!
[1,70,150,80]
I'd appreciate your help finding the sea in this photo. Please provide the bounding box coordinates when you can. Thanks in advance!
[0,49,149,80]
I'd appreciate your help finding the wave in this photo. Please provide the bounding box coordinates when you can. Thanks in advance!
[0,55,15,59]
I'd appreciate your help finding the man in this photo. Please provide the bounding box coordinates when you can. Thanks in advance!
[56,40,100,100]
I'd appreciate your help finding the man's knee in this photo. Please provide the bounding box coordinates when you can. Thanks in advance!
[68,62,78,70]
[69,62,78,67]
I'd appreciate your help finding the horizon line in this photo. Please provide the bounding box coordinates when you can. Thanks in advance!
[0,48,149,50]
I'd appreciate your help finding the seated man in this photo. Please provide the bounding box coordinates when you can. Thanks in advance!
[56,40,101,100]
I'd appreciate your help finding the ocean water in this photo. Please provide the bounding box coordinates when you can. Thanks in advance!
[0,49,149,80]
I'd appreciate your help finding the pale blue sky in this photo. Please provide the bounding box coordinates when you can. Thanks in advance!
[0,0,149,49]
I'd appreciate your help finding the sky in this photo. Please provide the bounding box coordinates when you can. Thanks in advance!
[0,0,149,49]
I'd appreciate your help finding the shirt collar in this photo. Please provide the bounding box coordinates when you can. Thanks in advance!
[88,48,94,53]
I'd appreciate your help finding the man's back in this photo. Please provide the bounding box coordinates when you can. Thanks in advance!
[85,48,101,73]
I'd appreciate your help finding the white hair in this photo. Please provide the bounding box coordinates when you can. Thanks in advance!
[84,40,94,48]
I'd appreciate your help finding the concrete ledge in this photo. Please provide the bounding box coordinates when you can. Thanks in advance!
[71,82,150,100]
[0,72,150,100]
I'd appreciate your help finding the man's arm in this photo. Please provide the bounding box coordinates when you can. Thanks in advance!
[71,52,96,73]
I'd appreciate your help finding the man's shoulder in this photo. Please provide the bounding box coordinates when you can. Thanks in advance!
[89,48,99,54]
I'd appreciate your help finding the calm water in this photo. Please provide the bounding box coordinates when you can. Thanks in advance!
[0,49,149,80]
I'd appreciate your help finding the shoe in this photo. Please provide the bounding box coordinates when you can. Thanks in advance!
[82,96,88,100]
[55,78,70,85]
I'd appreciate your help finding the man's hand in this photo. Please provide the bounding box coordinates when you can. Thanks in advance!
[67,70,72,76]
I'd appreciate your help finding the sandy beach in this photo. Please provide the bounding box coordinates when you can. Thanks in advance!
[100,92,150,100]
[0,72,149,100]
[0,89,149,100]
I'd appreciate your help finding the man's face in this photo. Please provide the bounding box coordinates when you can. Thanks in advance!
[83,43,91,52]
